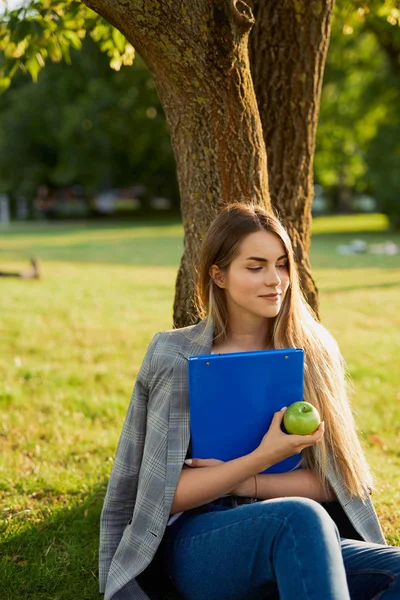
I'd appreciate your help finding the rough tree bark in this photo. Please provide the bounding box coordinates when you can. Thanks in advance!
[249,0,335,315]
[81,0,334,325]
[81,0,271,327]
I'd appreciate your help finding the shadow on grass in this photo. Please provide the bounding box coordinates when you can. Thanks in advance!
[0,484,106,600]
[0,484,183,600]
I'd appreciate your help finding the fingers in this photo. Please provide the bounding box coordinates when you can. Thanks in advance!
[311,421,325,441]
[270,406,287,428]
[292,421,325,446]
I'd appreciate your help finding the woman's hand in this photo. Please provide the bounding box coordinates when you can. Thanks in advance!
[183,406,324,498]
[252,407,325,472]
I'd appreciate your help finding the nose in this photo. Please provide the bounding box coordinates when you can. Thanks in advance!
[264,266,281,288]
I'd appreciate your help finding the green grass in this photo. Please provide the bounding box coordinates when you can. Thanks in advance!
[0,220,183,266]
[0,213,399,599]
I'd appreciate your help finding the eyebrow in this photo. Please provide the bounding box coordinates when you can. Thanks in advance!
[246,255,288,262]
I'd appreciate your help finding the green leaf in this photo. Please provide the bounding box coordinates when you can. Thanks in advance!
[110,55,122,71]
[112,29,126,54]
[10,20,32,44]
[26,55,41,82]
[59,39,71,64]
[47,41,63,62]
[91,24,108,42]
[62,30,83,50]
[1,57,21,79]
[0,77,11,95]
[31,20,44,38]
[100,39,114,52]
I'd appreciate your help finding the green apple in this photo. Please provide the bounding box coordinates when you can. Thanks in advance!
[283,401,321,435]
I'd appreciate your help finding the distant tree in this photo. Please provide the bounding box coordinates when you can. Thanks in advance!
[0,40,178,207]
[315,1,400,227]
[361,1,400,228]
[367,122,400,229]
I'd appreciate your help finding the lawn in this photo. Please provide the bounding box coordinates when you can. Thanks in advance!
[0,213,399,599]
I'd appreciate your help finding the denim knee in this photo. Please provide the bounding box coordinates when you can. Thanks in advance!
[274,497,341,540]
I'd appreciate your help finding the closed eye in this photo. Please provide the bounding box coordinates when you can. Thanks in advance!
[247,262,288,272]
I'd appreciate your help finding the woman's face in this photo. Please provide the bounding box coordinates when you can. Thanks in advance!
[211,230,290,323]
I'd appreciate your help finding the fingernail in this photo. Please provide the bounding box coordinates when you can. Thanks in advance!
[184,459,193,465]
[281,406,287,411]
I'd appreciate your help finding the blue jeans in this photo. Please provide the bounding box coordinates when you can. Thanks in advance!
[160,498,400,600]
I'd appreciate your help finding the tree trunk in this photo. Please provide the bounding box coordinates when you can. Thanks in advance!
[82,0,271,327]
[249,0,335,316]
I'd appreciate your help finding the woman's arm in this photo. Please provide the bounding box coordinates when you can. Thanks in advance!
[170,453,268,514]
[234,469,336,503]
[171,408,325,514]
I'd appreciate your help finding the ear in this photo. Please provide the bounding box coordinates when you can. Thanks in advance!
[209,264,226,288]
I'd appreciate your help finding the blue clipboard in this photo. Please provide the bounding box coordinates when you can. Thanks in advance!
[188,348,304,474]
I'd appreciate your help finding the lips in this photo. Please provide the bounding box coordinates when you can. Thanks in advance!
[259,293,281,298]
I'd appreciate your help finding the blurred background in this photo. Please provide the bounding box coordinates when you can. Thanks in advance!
[0,1,399,226]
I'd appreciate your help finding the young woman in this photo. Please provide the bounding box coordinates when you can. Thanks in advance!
[99,203,400,600]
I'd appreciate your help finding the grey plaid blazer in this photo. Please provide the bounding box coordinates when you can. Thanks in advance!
[99,318,386,600]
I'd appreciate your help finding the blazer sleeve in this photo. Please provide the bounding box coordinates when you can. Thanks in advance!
[98,333,160,593]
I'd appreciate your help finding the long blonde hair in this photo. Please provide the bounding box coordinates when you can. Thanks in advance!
[195,202,372,499]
